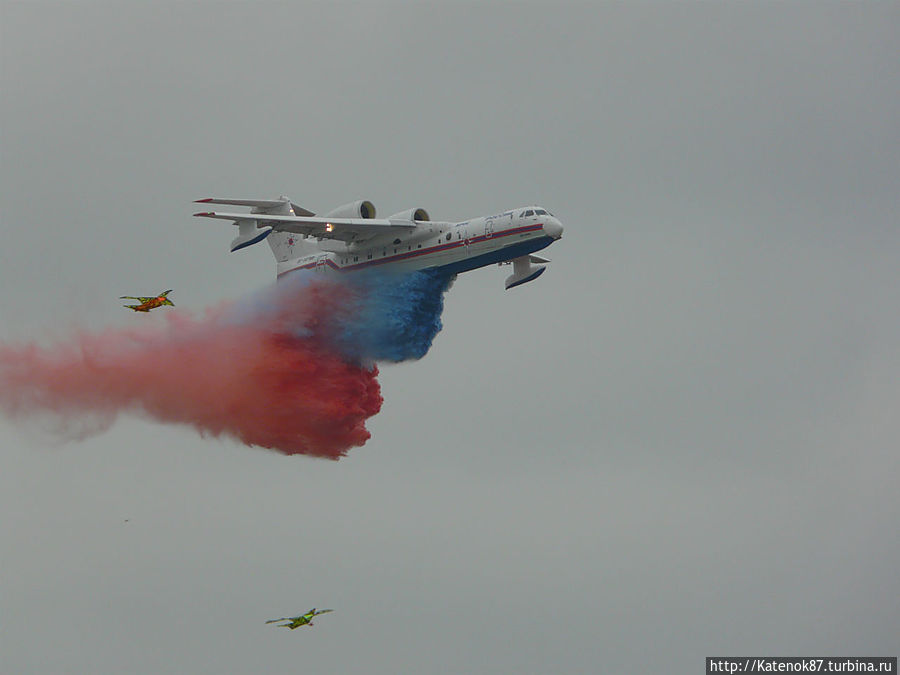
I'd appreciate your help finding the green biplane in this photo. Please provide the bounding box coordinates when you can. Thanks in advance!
[265,608,333,629]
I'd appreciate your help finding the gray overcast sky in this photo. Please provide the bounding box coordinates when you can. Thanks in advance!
[2,1,898,673]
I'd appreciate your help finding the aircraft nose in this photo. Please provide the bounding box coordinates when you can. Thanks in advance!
[543,218,563,240]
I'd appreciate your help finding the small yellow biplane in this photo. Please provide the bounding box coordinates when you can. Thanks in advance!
[120,290,175,312]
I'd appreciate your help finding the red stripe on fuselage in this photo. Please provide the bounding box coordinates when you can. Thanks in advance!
[278,223,543,277]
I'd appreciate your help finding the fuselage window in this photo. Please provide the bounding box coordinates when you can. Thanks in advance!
[446,233,451,241]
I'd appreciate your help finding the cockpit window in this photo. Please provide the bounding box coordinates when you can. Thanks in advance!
[524,210,534,217]
[534,209,547,215]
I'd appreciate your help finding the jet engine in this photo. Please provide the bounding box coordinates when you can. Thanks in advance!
[387,208,430,222]
[324,200,376,219]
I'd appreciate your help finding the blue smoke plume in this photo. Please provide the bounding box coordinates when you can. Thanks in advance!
[329,268,455,363]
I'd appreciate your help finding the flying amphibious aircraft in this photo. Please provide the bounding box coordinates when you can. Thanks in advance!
[266,608,334,629]
[194,197,563,289]
[120,290,175,312]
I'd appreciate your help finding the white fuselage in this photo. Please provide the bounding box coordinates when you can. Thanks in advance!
[276,207,563,279]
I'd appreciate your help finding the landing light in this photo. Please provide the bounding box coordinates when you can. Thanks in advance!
[325,223,334,232]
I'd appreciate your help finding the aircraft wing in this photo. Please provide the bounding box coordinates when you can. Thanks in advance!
[193,210,417,243]
[194,198,314,217]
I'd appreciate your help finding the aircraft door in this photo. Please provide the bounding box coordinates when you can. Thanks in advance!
[315,255,328,272]
[462,225,471,253]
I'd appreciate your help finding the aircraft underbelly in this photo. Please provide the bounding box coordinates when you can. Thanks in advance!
[427,236,554,276]
[278,233,553,279]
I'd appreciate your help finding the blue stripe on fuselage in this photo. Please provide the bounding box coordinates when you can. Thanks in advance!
[428,236,555,276]
[279,233,555,278]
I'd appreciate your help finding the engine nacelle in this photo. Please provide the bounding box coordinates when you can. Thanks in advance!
[324,200,376,219]
[387,207,430,222]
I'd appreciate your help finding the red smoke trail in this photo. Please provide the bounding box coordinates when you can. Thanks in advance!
[0,285,382,458]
